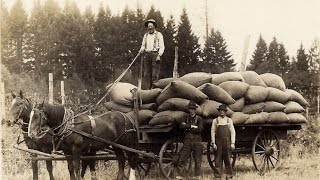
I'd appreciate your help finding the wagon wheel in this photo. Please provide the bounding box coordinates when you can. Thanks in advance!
[124,159,151,179]
[206,142,237,170]
[159,139,185,180]
[252,129,280,173]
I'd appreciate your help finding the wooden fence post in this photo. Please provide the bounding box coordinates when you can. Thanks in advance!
[61,81,65,105]
[49,73,53,104]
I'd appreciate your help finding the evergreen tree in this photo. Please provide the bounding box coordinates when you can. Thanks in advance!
[308,39,320,85]
[176,8,201,75]
[278,43,290,77]
[161,15,176,78]
[201,29,235,73]
[0,0,11,72]
[266,37,280,74]
[248,35,268,74]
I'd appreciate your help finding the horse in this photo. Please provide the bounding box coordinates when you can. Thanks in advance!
[8,90,55,180]
[28,102,139,180]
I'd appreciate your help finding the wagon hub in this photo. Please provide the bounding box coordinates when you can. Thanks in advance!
[265,146,274,156]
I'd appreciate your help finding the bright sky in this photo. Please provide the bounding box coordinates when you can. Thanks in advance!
[3,0,320,68]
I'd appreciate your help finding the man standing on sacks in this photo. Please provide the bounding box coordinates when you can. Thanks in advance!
[211,104,236,179]
[139,19,165,90]
[176,100,204,179]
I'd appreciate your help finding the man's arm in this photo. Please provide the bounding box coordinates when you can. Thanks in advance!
[158,33,165,56]
[139,34,146,52]
[211,119,217,144]
[229,118,236,145]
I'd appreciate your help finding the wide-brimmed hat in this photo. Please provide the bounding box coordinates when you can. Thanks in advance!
[187,101,198,109]
[217,104,228,111]
[145,19,157,28]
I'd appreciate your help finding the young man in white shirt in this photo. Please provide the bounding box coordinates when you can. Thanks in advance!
[139,19,165,89]
[211,104,236,180]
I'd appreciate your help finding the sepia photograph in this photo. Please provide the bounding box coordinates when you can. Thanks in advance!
[0,0,319,179]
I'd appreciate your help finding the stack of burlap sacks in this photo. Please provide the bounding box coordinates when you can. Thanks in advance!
[104,71,308,126]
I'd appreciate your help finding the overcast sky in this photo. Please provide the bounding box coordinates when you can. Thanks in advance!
[3,0,320,68]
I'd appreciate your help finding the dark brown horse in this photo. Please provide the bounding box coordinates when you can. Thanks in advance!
[8,90,55,180]
[28,102,139,180]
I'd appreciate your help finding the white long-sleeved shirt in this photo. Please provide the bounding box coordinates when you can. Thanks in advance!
[211,116,236,145]
[140,30,165,56]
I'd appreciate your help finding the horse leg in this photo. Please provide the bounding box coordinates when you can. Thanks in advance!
[80,160,88,178]
[31,154,39,180]
[114,148,125,180]
[127,152,138,180]
[88,160,97,180]
[66,157,76,180]
[45,160,55,180]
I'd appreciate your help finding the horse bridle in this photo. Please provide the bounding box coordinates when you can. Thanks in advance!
[31,108,51,139]
[13,98,29,126]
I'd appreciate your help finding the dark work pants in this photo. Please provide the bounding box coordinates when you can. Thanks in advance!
[214,125,233,178]
[178,135,203,177]
[142,52,160,90]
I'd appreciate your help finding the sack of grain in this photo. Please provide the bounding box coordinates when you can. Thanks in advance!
[157,98,203,115]
[104,101,132,113]
[211,72,244,85]
[244,112,269,124]
[198,83,235,104]
[231,112,249,125]
[156,84,177,105]
[201,100,233,118]
[140,103,157,111]
[149,111,188,125]
[259,73,286,91]
[264,101,286,112]
[153,78,177,89]
[180,72,212,87]
[218,81,250,100]
[266,87,290,103]
[245,86,270,104]
[240,71,267,87]
[126,110,157,125]
[228,97,245,112]
[287,113,307,124]
[242,102,266,114]
[268,112,289,123]
[107,82,136,106]
[285,89,309,106]
[138,88,162,104]
[171,80,208,103]
[284,101,305,113]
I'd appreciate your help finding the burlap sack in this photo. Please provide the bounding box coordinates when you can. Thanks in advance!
[240,71,267,87]
[140,103,157,111]
[264,101,286,112]
[218,81,250,100]
[138,88,162,104]
[266,87,290,103]
[242,102,266,114]
[285,89,309,106]
[245,86,270,104]
[198,83,235,104]
[156,84,177,105]
[126,110,157,125]
[259,73,286,91]
[231,112,249,125]
[211,72,244,85]
[149,111,188,125]
[287,113,307,124]
[228,97,245,112]
[104,101,132,113]
[153,78,177,89]
[201,100,233,118]
[107,82,136,106]
[180,72,212,87]
[244,112,269,124]
[284,101,305,113]
[157,98,203,115]
[268,112,289,123]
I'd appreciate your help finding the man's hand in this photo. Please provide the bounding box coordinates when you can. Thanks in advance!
[211,142,217,151]
[231,143,235,150]
[156,55,161,61]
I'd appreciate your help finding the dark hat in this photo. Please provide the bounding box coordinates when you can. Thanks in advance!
[187,101,198,109]
[217,104,228,111]
[145,19,157,28]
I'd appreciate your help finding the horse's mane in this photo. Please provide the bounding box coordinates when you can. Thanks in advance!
[43,103,65,124]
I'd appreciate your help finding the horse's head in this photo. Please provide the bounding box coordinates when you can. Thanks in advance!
[28,102,49,139]
[8,90,31,126]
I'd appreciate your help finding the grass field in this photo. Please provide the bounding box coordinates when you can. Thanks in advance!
[1,117,319,180]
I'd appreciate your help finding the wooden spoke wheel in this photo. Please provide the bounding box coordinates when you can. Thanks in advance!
[206,142,237,171]
[159,139,185,180]
[252,129,280,173]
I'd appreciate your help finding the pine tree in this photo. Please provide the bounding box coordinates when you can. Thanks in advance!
[176,8,201,75]
[248,35,268,74]
[0,0,11,72]
[308,39,320,86]
[266,37,280,74]
[278,43,290,77]
[201,29,235,73]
